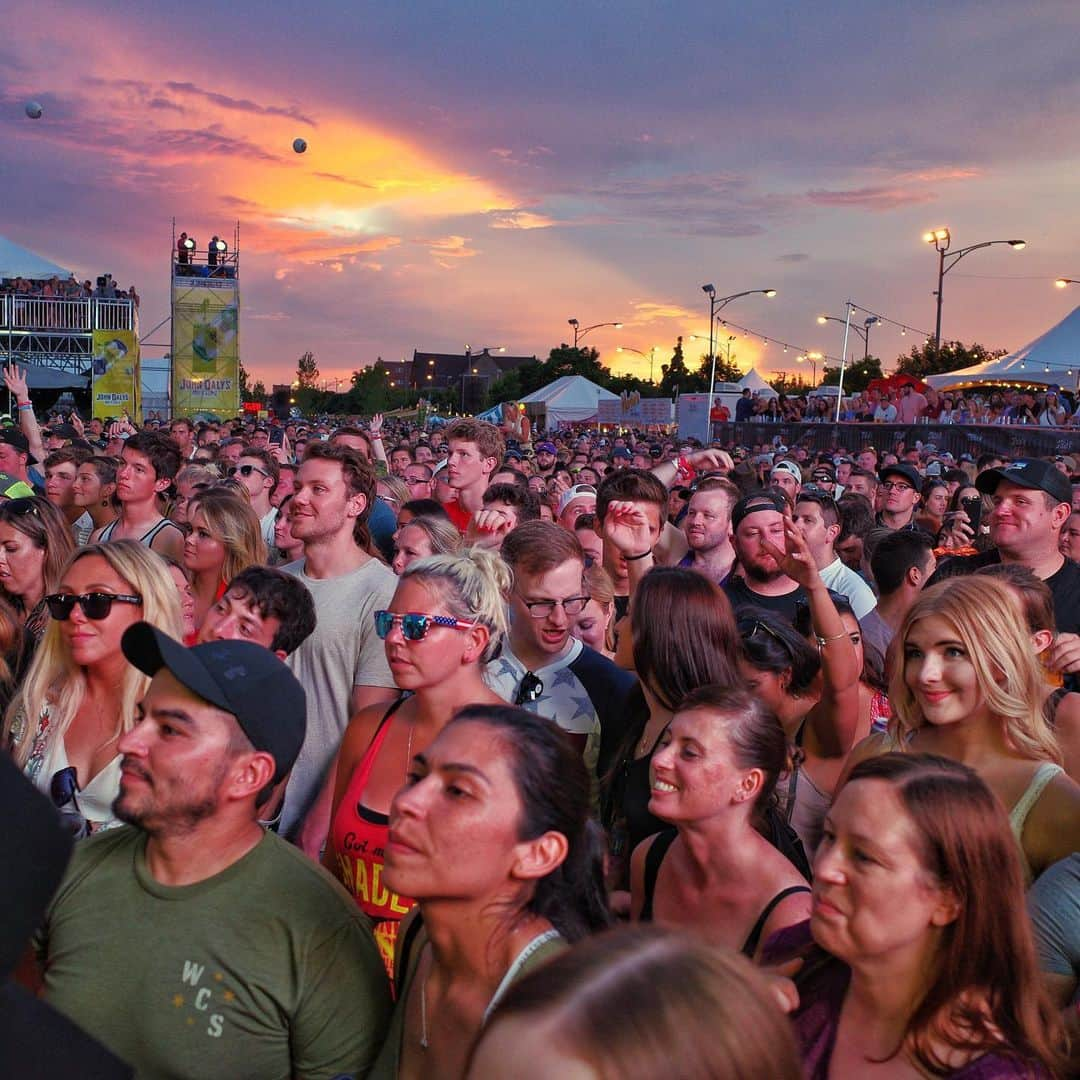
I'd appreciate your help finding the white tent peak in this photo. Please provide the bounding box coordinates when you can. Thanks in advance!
[0,236,75,281]
[926,305,1080,391]
[736,367,778,398]
[520,375,618,425]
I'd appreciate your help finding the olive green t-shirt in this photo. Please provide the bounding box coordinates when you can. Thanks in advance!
[39,827,391,1080]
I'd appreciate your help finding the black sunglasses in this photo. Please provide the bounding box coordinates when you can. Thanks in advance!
[228,464,268,478]
[515,672,545,706]
[46,592,142,620]
[50,766,89,839]
[3,496,38,517]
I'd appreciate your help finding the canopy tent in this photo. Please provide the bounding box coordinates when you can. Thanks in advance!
[20,363,88,390]
[0,236,75,281]
[736,367,778,398]
[520,375,618,425]
[926,306,1080,392]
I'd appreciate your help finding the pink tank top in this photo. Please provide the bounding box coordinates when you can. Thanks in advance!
[329,699,415,976]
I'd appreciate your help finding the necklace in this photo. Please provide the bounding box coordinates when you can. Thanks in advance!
[405,720,415,784]
[419,953,431,1050]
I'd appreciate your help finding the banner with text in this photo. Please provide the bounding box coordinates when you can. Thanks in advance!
[171,282,239,417]
[91,328,140,421]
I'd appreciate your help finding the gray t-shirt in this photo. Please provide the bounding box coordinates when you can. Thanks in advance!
[1027,853,1079,996]
[280,556,397,839]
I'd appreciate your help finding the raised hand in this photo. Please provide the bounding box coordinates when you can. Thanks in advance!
[369,412,383,437]
[3,362,29,402]
[602,500,655,557]
[687,448,735,473]
[467,508,515,549]
[760,511,823,590]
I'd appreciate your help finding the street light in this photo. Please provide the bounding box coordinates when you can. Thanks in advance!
[616,345,660,384]
[701,285,776,440]
[567,318,623,348]
[1055,278,1079,288]
[817,314,881,359]
[923,227,1026,345]
[796,351,823,387]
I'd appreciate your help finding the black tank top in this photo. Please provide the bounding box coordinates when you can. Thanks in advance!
[639,829,811,957]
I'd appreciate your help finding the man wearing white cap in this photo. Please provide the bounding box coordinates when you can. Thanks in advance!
[557,484,597,531]
[770,459,803,505]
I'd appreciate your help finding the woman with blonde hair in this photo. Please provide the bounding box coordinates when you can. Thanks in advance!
[391,513,462,575]
[845,575,1080,881]
[3,540,182,832]
[468,926,801,1080]
[321,547,510,973]
[571,562,616,658]
[182,487,267,629]
[0,496,76,639]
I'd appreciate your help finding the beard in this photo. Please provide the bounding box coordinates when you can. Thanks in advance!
[114,758,230,836]
[742,558,784,584]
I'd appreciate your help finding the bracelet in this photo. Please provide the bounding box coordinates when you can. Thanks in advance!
[371,433,383,440]
[816,631,849,647]
[624,548,653,561]
[16,402,32,411]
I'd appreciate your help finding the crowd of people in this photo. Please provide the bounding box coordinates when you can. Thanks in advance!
[3,371,1079,1078]
[730,383,1080,427]
[0,274,139,304]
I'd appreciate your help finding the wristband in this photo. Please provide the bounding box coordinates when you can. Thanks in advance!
[371,433,383,440]
[16,403,32,412]
[624,548,653,562]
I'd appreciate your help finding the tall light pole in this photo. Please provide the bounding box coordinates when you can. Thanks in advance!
[924,228,1025,345]
[701,285,776,440]
[817,314,881,359]
[797,351,822,387]
[616,345,659,384]
[567,318,622,348]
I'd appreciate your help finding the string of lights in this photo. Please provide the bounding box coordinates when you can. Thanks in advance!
[846,302,932,340]
[693,318,842,365]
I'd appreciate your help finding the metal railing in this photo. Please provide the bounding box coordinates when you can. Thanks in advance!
[0,295,136,333]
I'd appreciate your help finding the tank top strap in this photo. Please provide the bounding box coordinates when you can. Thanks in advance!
[639,827,678,922]
[741,885,812,958]
[99,519,117,541]
[1009,761,1063,836]
[140,517,183,545]
[353,695,408,794]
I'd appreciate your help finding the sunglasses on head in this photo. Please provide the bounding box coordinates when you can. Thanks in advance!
[3,496,38,517]
[373,610,476,641]
[45,592,142,620]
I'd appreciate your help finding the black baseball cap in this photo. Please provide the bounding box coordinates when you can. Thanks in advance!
[0,429,37,465]
[878,463,921,489]
[121,623,306,784]
[731,490,789,531]
[976,458,1072,507]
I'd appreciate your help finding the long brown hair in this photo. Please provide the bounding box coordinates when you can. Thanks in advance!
[631,566,740,711]
[846,754,1066,1076]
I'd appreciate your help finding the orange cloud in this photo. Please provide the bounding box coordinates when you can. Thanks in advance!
[488,210,557,230]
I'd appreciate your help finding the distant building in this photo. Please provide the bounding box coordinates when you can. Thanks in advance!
[408,349,538,392]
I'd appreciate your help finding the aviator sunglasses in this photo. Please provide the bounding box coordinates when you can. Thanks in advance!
[45,592,142,620]
[373,610,476,642]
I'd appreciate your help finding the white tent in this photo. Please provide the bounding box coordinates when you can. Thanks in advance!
[0,236,75,281]
[926,306,1080,392]
[737,367,778,398]
[520,375,618,425]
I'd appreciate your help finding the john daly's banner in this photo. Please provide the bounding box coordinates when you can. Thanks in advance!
[91,329,139,421]
[172,281,239,416]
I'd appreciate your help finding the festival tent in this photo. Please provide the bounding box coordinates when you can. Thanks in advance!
[520,375,618,425]
[736,367,778,398]
[926,306,1080,392]
[0,236,74,281]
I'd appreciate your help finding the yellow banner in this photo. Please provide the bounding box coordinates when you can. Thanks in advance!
[171,281,239,416]
[91,329,139,421]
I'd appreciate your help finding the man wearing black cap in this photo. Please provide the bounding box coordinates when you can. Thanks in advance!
[722,491,808,622]
[933,458,1080,649]
[0,426,43,494]
[876,462,922,531]
[36,625,390,1080]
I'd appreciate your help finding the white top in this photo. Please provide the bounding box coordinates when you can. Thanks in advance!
[819,557,878,621]
[259,506,278,548]
[36,733,122,827]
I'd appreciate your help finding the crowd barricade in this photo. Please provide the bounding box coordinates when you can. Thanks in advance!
[713,421,1080,458]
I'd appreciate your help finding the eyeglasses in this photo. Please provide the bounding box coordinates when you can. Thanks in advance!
[515,672,544,705]
[518,595,590,618]
[881,481,914,493]
[50,766,89,839]
[45,592,142,620]
[228,464,269,479]
[373,610,476,641]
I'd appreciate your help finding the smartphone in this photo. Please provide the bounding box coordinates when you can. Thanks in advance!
[270,429,285,448]
[960,495,983,532]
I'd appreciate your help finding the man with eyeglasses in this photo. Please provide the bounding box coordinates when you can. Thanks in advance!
[876,463,922,531]
[402,462,433,501]
[34,625,390,1080]
[230,448,279,547]
[484,521,634,766]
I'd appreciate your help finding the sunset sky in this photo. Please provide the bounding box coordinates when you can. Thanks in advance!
[3,1,1080,390]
